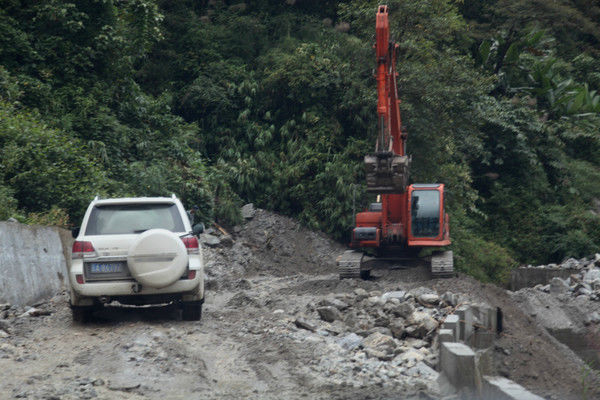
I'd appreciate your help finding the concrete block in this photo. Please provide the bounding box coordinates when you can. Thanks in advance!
[439,342,476,389]
[473,304,497,332]
[0,222,68,306]
[475,348,495,376]
[439,328,455,344]
[457,305,473,341]
[442,314,459,340]
[482,375,544,400]
[485,306,498,332]
[472,330,495,349]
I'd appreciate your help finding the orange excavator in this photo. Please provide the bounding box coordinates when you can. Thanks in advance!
[338,5,454,279]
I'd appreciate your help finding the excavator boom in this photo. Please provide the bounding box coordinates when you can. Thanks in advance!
[364,5,410,194]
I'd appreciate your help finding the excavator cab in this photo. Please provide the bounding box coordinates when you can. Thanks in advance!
[407,184,450,247]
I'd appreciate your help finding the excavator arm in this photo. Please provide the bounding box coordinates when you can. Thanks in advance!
[364,5,410,194]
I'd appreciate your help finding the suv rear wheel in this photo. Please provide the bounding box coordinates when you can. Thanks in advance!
[181,300,203,321]
[71,305,95,323]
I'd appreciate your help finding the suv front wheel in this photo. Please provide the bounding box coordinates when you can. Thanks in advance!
[181,300,203,321]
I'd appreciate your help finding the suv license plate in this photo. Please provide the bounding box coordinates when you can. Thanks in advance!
[90,263,123,273]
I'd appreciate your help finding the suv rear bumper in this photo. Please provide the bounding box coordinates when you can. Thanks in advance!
[70,273,203,305]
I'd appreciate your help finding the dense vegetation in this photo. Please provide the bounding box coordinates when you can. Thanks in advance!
[1,0,599,282]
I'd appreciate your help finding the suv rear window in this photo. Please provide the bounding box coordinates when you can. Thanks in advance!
[85,203,185,235]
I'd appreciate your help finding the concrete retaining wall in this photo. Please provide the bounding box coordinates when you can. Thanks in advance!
[0,221,70,306]
[439,303,543,400]
[509,267,575,291]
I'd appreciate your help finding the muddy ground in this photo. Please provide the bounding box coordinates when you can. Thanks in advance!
[0,209,598,399]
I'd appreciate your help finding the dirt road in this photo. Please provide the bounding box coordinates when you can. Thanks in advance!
[0,209,598,399]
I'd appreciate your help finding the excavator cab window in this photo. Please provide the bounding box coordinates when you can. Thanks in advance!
[410,190,440,237]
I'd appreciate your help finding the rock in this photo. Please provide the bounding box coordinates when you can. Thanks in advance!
[294,317,315,331]
[392,301,415,319]
[200,233,221,247]
[318,298,349,311]
[6,217,18,223]
[418,293,440,305]
[586,312,600,325]
[407,361,439,378]
[389,320,405,339]
[366,296,384,307]
[241,203,255,219]
[354,288,368,301]
[405,338,428,349]
[227,291,259,308]
[354,288,369,302]
[0,320,10,333]
[220,235,234,247]
[561,258,579,269]
[381,291,406,302]
[584,269,600,283]
[107,382,141,392]
[19,308,50,317]
[337,333,363,350]
[399,349,426,364]
[317,306,342,322]
[549,277,569,294]
[0,304,10,311]
[365,347,393,361]
[0,331,8,338]
[441,292,458,307]
[406,311,438,338]
[363,332,396,353]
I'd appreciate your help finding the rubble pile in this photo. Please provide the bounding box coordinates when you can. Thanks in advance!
[280,287,464,394]
[526,255,600,302]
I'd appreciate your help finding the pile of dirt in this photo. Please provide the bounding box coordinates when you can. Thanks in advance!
[202,207,345,286]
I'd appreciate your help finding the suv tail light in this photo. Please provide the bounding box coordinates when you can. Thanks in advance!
[181,236,199,255]
[72,241,97,259]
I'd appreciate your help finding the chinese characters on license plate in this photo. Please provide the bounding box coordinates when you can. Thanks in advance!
[90,263,123,273]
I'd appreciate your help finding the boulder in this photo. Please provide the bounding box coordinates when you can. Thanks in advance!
[241,203,255,219]
[441,292,459,307]
[549,277,569,294]
[584,269,600,283]
[317,306,342,322]
[363,332,397,356]
[200,233,221,247]
[318,298,349,311]
[407,311,438,338]
[354,288,368,301]
[337,333,362,350]
[381,291,406,302]
[392,301,415,319]
[389,320,405,339]
[418,293,440,305]
[294,318,316,332]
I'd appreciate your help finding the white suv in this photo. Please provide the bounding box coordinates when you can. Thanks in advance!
[68,195,204,322]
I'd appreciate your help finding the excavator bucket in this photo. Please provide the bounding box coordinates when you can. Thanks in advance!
[364,153,410,193]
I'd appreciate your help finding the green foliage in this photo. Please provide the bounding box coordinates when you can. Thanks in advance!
[1,0,600,283]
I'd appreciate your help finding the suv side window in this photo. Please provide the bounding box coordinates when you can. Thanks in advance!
[85,203,185,235]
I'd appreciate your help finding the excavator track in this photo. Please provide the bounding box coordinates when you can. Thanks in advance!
[337,250,364,279]
[431,250,454,278]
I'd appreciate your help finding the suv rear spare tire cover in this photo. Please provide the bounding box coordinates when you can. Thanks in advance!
[127,229,188,289]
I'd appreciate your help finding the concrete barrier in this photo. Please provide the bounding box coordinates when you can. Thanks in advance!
[482,376,544,400]
[0,221,69,306]
[509,267,575,291]
[439,342,476,389]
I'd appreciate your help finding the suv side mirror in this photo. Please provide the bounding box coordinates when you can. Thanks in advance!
[192,223,204,236]
[71,227,80,238]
